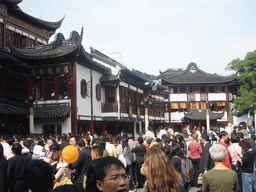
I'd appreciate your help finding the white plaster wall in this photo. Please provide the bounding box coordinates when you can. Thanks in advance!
[233,114,253,125]
[171,112,184,122]
[76,63,104,119]
[208,93,226,101]
[170,94,187,102]
[34,117,71,133]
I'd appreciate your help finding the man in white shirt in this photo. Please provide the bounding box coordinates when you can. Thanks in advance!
[144,126,155,141]
[103,135,115,156]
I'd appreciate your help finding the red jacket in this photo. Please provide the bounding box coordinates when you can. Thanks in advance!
[218,142,231,169]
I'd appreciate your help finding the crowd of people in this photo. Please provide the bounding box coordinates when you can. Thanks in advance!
[0,123,256,192]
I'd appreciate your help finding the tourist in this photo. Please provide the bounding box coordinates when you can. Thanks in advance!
[86,156,129,192]
[235,139,256,192]
[218,131,231,169]
[188,133,202,187]
[202,144,239,192]
[131,137,146,188]
[143,149,185,192]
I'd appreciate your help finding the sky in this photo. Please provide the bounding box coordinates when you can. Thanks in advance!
[19,0,256,76]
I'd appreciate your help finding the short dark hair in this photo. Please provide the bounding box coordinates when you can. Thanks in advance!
[91,145,104,157]
[24,160,54,192]
[12,143,22,155]
[231,133,240,143]
[102,135,110,142]
[50,143,60,152]
[96,139,106,149]
[138,137,143,144]
[202,135,210,142]
[77,139,86,147]
[218,131,228,139]
[86,157,125,192]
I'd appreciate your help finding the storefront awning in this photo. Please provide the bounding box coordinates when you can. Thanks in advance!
[34,103,70,118]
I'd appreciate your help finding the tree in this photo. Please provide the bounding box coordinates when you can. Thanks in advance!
[226,50,256,114]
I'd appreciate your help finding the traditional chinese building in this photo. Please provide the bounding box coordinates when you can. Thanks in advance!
[89,47,166,136]
[160,63,237,132]
[0,0,63,134]
[7,31,167,136]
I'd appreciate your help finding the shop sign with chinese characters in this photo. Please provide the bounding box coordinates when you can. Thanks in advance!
[30,63,72,79]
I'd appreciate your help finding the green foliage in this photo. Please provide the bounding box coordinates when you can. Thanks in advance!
[226,50,256,114]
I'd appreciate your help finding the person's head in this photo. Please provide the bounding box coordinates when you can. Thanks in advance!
[239,139,252,154]
[209,144,227,162]
[69,136,80,147]
[24,160,55,192]
[137,137,143,145]
[46,138,55,148]
[50,143,60,153]
[51,152,60,162]
[76,139,86,151]
[176,134,184,143]
[201,135,209,144]
[91,145,104,160]
[170,143,184,158]
[86,156,129,192]
[144,149,180,192]
[102,135,110,143]
[11,143,22,155]
[120,137,128,149]
[192,133,198,141]
[96,139,106,149]
[231,133,240,143]
[218,131,228,142]
[36,139,44,147]
[83,135,91,146]
[120,130,125,136]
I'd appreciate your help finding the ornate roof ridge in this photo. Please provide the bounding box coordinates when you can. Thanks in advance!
[5,3,64,35]
[161,62,237,84]
[7,31,82,59]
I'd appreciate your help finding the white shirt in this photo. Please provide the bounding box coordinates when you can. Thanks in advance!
[106,142,115,156]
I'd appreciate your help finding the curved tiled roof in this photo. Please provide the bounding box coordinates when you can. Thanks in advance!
[184,108,225,120]
[161,63,237,84]
[34,103,70,118]
[2,1,63,35]
[8,31,81,59]
[0,99,29,115]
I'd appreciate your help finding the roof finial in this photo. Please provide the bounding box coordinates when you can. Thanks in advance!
[80,27,84,42]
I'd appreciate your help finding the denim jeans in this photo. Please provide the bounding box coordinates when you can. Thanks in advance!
[242,172,256,192]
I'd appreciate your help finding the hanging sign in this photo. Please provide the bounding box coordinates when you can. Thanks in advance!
[30,63,72,79]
